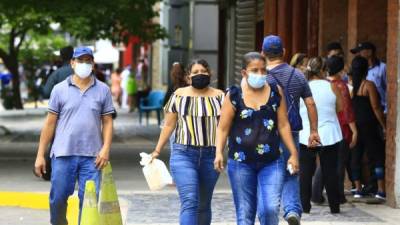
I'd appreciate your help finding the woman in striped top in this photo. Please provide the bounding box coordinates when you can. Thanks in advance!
[151,59,224,225]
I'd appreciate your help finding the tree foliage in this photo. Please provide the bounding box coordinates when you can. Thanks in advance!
[0,0,166,108]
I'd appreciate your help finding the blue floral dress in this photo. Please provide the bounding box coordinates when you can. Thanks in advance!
[228,83,281,164]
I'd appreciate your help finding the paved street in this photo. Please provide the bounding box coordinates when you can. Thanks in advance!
[1,109,400,225]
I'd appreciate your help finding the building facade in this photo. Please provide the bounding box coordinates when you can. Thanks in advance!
[219,0,399,207]
[158,0,220,88]
[157,0,400,207]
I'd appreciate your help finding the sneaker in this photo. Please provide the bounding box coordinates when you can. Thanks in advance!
[353,190,363,198]
[287,213,300,225]
[375,192,386,200]
[350,188,358,195]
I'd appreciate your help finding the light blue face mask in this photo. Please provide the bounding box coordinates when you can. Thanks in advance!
[247,73,267,89]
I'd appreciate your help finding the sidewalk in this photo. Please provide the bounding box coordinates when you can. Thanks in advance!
[0,107,161,145]
[1,108,400,224]
[3,192,400,225]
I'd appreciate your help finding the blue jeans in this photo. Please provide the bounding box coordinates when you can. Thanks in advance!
[50,156,101,225]
[170,144,220,225]
[281,132,302,219]
[227,157,285,225]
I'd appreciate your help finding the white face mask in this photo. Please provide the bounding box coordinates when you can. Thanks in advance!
[74,63,93,79]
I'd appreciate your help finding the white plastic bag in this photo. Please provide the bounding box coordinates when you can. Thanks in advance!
[139,152,173,191]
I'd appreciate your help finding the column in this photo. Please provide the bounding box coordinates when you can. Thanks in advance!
[277,0,292,60]
[347,0,358,63]
[386,0,399,208]
[264,0,277,35]
[292,0,308,54]
[307,0,319,56]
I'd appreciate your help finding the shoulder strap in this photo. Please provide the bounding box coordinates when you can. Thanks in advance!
[270,68,295,92]
[286,68,296,88]
[271,73,283,87]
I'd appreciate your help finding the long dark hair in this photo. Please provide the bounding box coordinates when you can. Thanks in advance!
[170,62,187,89]
[187,59,212,76]
[351,56,369,96]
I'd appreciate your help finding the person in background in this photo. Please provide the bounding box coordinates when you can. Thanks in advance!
[215,52,299,225]
[163,62,187,106]
[311,54,356,204]
[41,46,74,99]
[262,35,321,225]
[326,56,358,203]
[136,58,150,110]
[126,71,138,112]
[325,42,350,82]
[290,53,309,74]
[299,57,343,214]
[350,56,386,200]
[163,62,188,151]
[111,68,123,108]
[151,59,224,225]
[120,66,131,109]
[326,42,344,58]
[350,42,387,113]
[93,64,106,83]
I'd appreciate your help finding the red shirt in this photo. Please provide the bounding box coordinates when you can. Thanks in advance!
[331,79,355,145]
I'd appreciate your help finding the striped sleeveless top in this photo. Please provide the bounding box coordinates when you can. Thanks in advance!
[164,93,224,147]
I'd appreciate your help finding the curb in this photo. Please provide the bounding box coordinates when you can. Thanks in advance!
[0,109,47,118]
[0,191,79,225]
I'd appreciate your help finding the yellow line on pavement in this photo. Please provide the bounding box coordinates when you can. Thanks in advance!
[0,192,79,225]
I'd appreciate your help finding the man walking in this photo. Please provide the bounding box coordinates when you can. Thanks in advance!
[34,47,115,225]
[262,35,320,225]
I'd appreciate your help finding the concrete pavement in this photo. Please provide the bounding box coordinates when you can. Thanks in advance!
[1,108,400,224]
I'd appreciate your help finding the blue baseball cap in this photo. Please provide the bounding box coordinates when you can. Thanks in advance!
[73,46,94,58]
[262,35,283,54]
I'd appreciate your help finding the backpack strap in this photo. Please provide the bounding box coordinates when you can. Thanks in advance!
[286,68,296,89]
[271,73,283,87]
[270,68,295,91]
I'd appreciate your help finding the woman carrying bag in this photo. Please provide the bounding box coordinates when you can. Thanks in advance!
[150,59,224,225]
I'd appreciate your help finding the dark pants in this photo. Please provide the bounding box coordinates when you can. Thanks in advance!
[351,122,385,183]
[311,140,352,202]
[299,143,340,213]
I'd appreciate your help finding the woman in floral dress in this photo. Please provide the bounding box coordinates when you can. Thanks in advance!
[214,52,299,225]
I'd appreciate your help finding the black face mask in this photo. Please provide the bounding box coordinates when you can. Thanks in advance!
[191,74,210,89]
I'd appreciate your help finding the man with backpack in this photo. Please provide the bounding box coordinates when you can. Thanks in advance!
[262,35,320,225]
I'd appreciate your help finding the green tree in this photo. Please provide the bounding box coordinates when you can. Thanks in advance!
[0,0,166,109]
[20,32,67,107]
